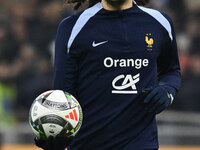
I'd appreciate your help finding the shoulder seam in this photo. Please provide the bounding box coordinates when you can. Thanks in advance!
[67,3,103,53]
[137,6,173,41]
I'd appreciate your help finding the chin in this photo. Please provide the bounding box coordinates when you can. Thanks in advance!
[105,0,126,5]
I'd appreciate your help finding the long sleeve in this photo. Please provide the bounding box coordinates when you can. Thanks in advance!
[53,18,78,96]
[157,13,181,97]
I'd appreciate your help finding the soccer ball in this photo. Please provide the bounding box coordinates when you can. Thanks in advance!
[29,90,83,140]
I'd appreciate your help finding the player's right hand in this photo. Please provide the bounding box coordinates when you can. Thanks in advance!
[34,136,54,150]
[34,135,73,150]
[143,86,172,114]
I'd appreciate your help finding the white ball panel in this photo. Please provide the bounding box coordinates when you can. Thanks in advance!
[31,101,53,122]
[35,90,54,101]
[47,90,67,102]
[42,123,63,138]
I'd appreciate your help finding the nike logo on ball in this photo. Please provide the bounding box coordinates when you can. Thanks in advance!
[92,41,108,47]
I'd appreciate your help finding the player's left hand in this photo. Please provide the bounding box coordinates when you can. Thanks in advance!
[54,135,73,150]
[34,135,73,150]
[143,86,173,114]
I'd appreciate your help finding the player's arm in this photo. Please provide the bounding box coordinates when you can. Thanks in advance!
[54,17,78,97]
[157,22,181,100]
[35,18,77,150]
[144,14,181,114]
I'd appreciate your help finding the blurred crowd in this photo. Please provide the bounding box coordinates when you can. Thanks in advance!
[0,0,73,124]
[0,0,199,125]
[153,0,200,112]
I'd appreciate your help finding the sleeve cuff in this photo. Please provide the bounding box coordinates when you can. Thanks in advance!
[162,85,176,104]
[162,85,176,96]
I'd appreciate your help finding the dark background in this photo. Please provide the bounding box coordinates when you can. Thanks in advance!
[0,0,199,148]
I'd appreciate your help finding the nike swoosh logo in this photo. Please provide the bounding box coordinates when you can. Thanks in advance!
[92,41,108,47]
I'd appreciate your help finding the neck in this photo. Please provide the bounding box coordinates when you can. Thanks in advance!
[102,0,133,11]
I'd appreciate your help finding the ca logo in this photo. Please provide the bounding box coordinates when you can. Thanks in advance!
[112,74,140,94]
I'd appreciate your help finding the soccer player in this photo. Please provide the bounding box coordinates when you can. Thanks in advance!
[35,0,181,149]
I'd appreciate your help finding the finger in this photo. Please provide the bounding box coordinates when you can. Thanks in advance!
[47,136,54,142]
[55,135,69,143]
[144,88,159,103]
[148,98,165,113]
[34,137,45,148]
[147,93,160,106]
[45,136,54,150]
[54,135,72,150]
[155,98,171,114]
[155,104,167,114]
[66,136,73,146]
[145,93,159,111]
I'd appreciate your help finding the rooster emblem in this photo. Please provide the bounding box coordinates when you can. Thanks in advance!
[145,33,154,50]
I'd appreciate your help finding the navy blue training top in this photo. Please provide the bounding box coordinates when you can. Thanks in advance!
[54,2,181,150]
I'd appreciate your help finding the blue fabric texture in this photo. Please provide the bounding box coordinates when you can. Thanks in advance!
[54,3,181,150]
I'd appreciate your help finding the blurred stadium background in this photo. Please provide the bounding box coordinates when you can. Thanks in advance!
[0,0,200,149]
